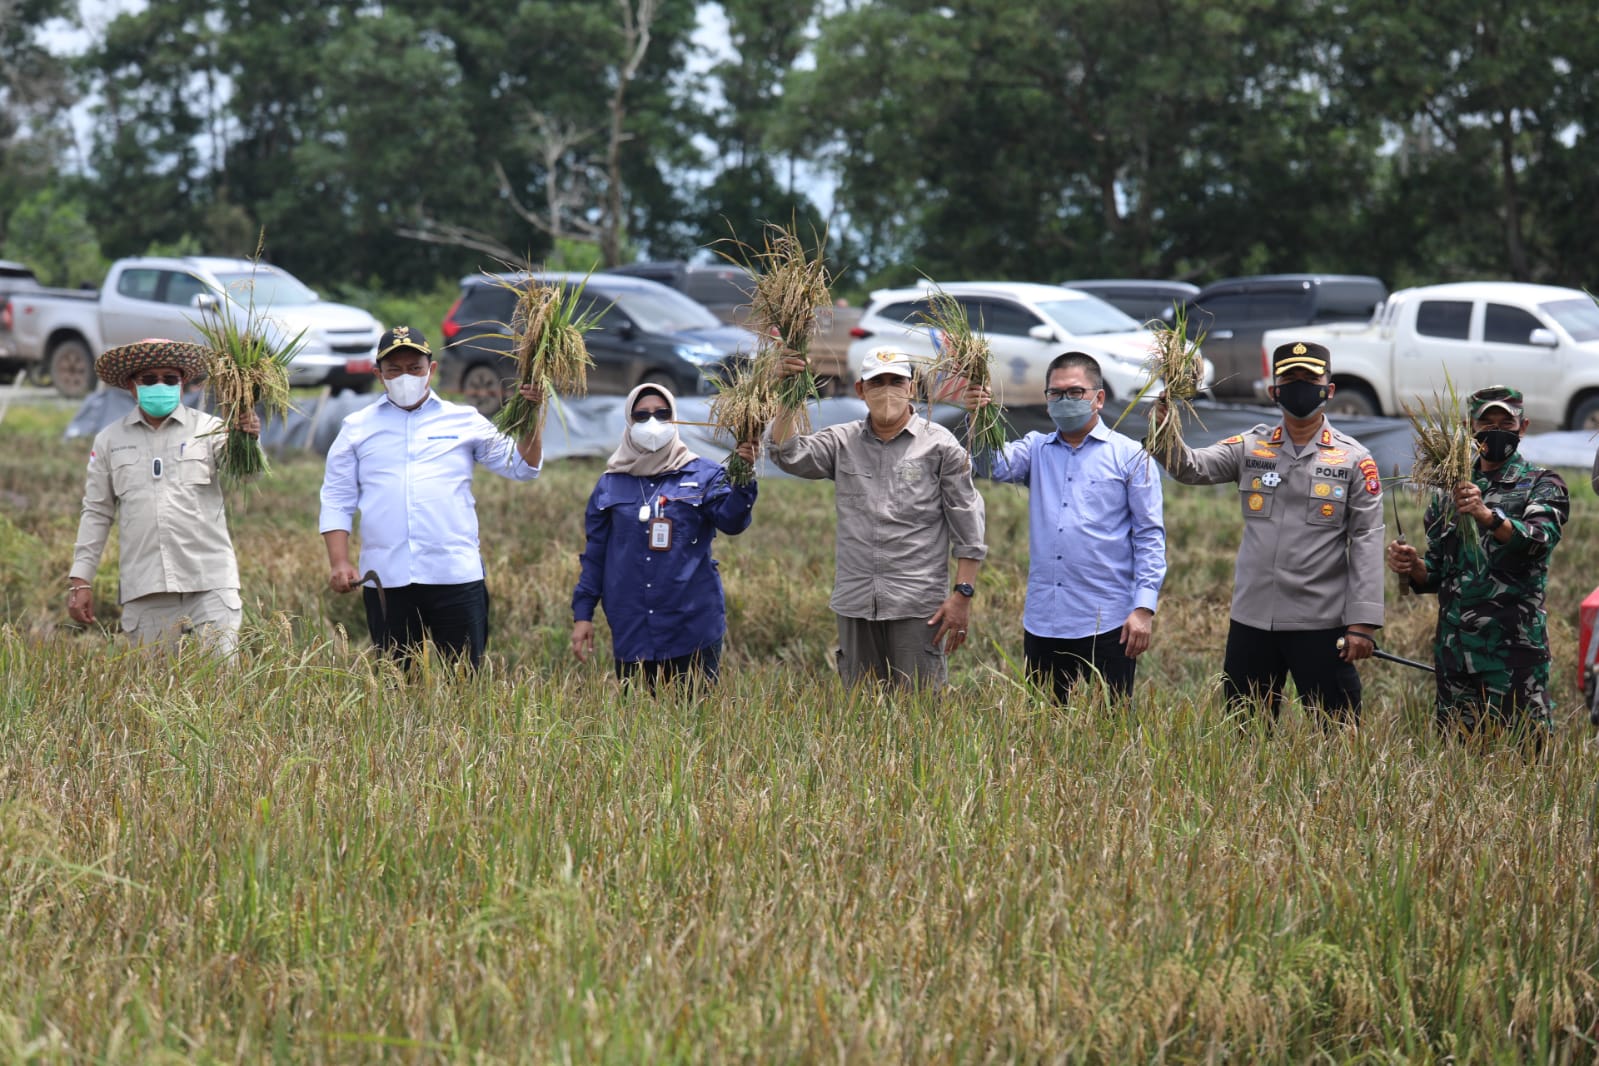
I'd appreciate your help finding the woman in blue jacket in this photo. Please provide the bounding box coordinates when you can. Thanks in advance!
[571,383,758,686]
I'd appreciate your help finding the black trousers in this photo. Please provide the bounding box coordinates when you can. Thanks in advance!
[615,639,723,691]
[1024,628,1137,702]
[1222,620,1361,725]
[363,580,489,669]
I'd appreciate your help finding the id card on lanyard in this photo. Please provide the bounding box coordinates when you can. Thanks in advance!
[648,494,672,551]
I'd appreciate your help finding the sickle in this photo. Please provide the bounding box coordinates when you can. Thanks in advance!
[361,569,386,621]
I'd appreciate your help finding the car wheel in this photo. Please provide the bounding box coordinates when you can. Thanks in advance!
[461,363,508,416]
[1567,394,1599,432]
[48,338,93,398]
[1327,382,1379,419]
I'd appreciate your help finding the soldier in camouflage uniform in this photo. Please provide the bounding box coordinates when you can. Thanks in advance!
[1387,385,1570,745]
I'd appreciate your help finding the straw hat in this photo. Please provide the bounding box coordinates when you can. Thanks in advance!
[96,338,212,387]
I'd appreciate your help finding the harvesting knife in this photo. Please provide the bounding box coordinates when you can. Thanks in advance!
[360,569,386,621]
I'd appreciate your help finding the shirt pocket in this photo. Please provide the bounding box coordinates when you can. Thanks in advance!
[836,460,873,499]
[109,450,147,497]
[1084,477,1126,510]
[174,453,213,486]
[1240,486,1275,519]
[1305,491,1345,526]
[891,458,940,520]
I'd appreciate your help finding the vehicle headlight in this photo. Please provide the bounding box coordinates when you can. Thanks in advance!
[674,343,726,367]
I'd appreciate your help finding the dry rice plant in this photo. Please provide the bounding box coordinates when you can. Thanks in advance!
[1403,372,1483,560]
[917,286,1009,456]
[194,234,300,480]
[491,271,600,439]
[1136,303,1206,465]
[733,223,831,412]
[708,360,778,486]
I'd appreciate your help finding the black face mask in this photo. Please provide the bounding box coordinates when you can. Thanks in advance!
[1475,428,1520,463]
[1274,379,1329,419]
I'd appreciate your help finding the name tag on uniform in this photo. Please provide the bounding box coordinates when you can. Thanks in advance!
[648,517,673,551]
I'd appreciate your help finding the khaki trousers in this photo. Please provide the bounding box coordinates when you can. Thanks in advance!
[121,589,243,657]
[835,615,948,690]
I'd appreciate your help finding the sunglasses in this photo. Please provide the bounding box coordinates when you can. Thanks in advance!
[134,373,183,387]
[631,409,672,423]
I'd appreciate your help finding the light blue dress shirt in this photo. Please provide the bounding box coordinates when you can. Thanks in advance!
[986,418,1166,639]
[319,391,541,586]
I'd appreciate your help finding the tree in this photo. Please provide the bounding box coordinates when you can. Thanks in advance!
[2,189,106,287]
[0,0,77,240]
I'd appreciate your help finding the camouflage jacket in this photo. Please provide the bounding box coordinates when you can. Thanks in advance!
[1411,454,1569,671]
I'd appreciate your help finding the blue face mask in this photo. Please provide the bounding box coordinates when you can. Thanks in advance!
[1047,396,1095,434]
[136,382,182,418]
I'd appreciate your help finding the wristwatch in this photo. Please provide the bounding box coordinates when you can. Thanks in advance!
[953,582,975,598]
[1485,508,1507,532]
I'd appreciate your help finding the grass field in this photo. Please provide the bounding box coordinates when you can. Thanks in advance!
[2,402,1598,1062]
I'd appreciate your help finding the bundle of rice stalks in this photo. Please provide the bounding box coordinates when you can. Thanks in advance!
[1139,303,1206,466]
[918,286,1008,456]
[194,238,300,480]
[708,359,778,486]
[491,271,600,439]
[739,223,831,411]
[1402,373,1483,557]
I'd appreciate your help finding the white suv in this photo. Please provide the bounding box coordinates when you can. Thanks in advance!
[846,281,1212,405]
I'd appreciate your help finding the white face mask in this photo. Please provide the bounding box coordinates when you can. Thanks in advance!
[630,417,676,452]
[384,371,430,408]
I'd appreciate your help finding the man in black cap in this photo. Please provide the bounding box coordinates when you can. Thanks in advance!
[318,326,546,669]
[1387,385,1569,747]
[1152,341,1383,725]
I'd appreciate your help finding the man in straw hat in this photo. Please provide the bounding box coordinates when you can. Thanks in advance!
[319,325,546,670]
[1152,340,1383,726]
[770,346,987,690]
[65,337,261,655]
[1386,385,1569,748]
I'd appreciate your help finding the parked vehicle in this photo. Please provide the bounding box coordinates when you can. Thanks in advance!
[1258,281,1599,428]
[606,261,754,325]
[437,272,758,415]
[0,262,80,382]
[846,281,1212,406]
[1174,274,1387,400]
[2,257,382,397]
[1060,279,1199,324]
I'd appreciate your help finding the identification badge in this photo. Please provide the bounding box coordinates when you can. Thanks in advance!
[648,517,673,551]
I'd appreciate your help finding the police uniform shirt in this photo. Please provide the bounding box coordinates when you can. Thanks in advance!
[1157,420,1385,631]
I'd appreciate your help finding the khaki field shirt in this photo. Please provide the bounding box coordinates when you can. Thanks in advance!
[772,415,987,620]
[71,404,241,603]
[1157,419,1384,631]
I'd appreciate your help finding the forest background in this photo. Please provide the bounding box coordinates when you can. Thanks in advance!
[5,0,1599,320]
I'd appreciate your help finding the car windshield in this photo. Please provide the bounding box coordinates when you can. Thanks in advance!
[1035,297,1143,336]
[609,286,720,332]
[1539,298,1599,344]
[215,270,319,307]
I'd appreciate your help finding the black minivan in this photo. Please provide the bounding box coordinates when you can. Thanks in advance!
[437,272,757,414]
[1173,274,1387,400]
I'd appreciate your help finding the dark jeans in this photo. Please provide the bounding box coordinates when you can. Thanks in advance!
[1024,628,1137,703]
[363,580,489,670]
[615,640,722,691]
[1222,620,1361,725]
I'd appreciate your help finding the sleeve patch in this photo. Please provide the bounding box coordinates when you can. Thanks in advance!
[1365,477,1382,495]
[1219,435,1243,445]
[1357,457,1379,480]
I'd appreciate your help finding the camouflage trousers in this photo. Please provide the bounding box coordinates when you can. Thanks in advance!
[1434,660,1553,745]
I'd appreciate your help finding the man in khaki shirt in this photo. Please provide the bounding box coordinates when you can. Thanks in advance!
[771,347,987,689]
[1153,341,1382,725]
[66,339,259,655]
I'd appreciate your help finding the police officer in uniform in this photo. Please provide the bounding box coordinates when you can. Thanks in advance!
[1152,341,1383,724]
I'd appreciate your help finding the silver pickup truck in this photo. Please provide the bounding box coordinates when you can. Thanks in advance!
[0,256,383,397]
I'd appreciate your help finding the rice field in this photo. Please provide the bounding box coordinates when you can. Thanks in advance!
[2,402,1598,1063]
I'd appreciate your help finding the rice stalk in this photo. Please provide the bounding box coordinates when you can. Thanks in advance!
[489,270,601,440]
[193,231,301,481]
[708,359,778,486]
[917,286,1009,457]
[1402,370,1483,562]
[1140,304,1207,466]
[723,222,832,414]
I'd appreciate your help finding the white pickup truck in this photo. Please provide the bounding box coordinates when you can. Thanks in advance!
[2,256,383,397]
[1258,281,1599,429]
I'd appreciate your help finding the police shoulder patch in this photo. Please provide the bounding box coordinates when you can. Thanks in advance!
[1219,434,1243,445]
[1357,457,1379,480]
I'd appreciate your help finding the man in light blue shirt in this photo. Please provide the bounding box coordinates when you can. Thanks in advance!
[971,351,1166,701]
[319,326,545,668]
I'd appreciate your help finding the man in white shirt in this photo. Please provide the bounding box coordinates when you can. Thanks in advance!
[319,326,545,668]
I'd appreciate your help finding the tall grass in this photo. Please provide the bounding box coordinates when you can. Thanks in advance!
[3,406,1598,1061]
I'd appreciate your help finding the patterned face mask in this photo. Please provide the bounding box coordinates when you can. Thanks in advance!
[1474,428,1520,462]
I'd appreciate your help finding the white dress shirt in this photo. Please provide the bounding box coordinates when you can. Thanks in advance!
[318,391,541,586]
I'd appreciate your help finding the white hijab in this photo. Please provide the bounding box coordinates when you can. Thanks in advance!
[604,383,699,477]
